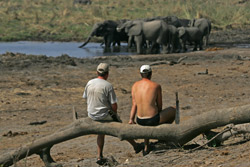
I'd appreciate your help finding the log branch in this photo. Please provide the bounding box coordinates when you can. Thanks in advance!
[206,123,250,143]
[0,104,250,167]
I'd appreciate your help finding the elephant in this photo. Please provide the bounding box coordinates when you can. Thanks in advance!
[177,27,203,52]
[144,16,190,28]
[117,20,178,54]
[79,20,128,48]
[164,24,180,53]
[178,18,192,27]
[161,16,191,28]
[190,18,211,46]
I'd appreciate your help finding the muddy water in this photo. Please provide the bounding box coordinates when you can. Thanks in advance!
[0,41,249,58]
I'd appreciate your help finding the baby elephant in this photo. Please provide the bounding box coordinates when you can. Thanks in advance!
[177,27,203,52]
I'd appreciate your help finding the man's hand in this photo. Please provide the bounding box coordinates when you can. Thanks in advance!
[129,119,136,124]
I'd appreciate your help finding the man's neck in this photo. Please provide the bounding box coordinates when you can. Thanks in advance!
[98,76,106,80]
[142,78,151,81]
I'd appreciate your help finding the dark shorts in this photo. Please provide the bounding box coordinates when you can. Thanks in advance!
[136,113,160,126]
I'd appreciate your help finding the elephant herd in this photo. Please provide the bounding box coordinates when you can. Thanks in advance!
[79,16,211,54]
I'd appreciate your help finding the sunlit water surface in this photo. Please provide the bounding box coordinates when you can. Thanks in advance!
[0,41,249,58]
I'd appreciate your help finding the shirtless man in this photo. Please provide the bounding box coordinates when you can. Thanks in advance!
[129,64,176,155]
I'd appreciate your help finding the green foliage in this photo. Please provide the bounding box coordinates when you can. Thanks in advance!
[0,0,249,41]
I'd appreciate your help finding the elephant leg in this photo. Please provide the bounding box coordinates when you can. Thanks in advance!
[104,35,113,48]
[167,42,172,53]
[203,37,206,47]
[155,43,161,53]
[113,38,121,47]
[128,36,134,48]
[104,36,108,47]
[175,40,181,53]
[199,40,203,50]
[106,40,112,48]
[116,41,121,46]
[181,41,187,52]
[135,36,143,54]
[162,44,168,54]
[193,43,198,51]
[150,41,157,53]
[145,40,151,49]
[205,34,209,46]
[172,40,179,53]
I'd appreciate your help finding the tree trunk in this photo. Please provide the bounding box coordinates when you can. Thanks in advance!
[0,104,250,167]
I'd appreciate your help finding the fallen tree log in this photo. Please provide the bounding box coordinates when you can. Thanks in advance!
[0,104,250,167]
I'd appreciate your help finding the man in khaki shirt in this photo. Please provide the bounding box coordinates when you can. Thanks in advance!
[129,65,176,156]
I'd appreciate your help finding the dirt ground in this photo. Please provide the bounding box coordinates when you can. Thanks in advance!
[0,29,250,167]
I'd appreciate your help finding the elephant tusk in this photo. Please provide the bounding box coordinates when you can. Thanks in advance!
[116,28,121,32]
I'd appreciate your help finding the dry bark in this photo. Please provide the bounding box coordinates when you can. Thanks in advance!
[0,104,250,167]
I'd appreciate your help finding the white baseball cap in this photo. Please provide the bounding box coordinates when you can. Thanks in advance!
[140,65,152,73]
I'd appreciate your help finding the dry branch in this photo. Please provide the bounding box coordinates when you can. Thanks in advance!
[0,104,250,167]
[216,123,250,142]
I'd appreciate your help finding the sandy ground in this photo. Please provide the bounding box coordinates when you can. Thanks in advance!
[0,29,250,166]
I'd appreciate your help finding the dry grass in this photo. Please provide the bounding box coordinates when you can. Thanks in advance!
[0,0,249,41]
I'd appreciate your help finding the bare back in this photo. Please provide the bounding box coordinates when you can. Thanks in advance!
[132,78,162,118]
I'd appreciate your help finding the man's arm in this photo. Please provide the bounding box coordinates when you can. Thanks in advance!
[111,103,118,113]
[129,85,137,124]
[129,103,137,124]
[109,85,118,113]
[156,85,162,112]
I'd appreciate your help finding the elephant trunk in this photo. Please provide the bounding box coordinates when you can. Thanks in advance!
[79,36,91,48]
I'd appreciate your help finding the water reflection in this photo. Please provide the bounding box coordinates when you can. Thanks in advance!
[0,41,136,58]
[0,41,249,58]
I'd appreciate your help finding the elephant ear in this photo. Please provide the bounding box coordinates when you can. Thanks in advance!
[127,23,142,36]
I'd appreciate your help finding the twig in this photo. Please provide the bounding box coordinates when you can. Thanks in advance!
[177,56,187,64]
[29,121,47,125]
[189,127,232,153]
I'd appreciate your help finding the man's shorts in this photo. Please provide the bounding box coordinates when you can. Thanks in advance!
[102,114,114,121]
[136,113,160,126]
[96,113,122,123]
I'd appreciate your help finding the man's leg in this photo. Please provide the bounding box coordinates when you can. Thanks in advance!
[127,139,143,154]
[127,139,136,147]
[144,139,149,151]
[159,106,176,124]
[97,134,105,158]
[143,139,150,155]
